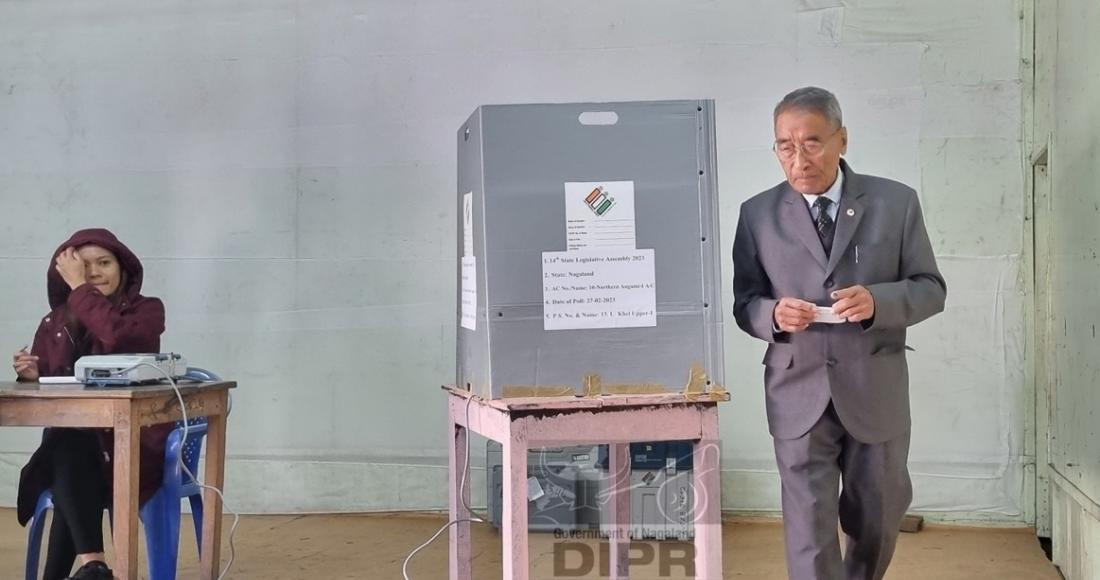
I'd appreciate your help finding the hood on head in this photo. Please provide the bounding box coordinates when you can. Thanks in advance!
[47,228,145,309]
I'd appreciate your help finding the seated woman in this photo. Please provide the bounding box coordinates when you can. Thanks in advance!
[11,228,169,580]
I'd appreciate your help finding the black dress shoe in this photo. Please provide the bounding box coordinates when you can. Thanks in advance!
[67,560,114,580]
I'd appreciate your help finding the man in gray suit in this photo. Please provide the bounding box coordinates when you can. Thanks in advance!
[732,87,947,579]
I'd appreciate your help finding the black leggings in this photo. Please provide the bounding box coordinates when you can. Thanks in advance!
[43,429,109,580]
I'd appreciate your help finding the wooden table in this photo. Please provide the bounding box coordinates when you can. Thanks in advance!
[0,381,235,580]
[444,385,729,580]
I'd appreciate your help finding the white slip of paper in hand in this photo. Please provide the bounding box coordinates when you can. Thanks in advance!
[814,306,845,324]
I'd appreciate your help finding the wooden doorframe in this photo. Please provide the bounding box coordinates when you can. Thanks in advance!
[1021,0,1058,538]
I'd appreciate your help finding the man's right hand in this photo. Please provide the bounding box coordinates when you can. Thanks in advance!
[773,298,815,333]
[12,348,39,381]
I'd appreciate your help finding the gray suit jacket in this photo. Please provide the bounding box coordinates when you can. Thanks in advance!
[732,160,946,443]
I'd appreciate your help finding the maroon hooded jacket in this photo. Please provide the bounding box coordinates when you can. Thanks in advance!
[16,228,170,525]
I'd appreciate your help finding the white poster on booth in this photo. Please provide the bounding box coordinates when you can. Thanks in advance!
[462,192,474,257]
[542,249,656,330]
[564,181,636,251]
[461,257,477,330]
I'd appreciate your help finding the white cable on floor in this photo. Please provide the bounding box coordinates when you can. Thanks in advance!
[402,395,484,580]
[401,517,480,580]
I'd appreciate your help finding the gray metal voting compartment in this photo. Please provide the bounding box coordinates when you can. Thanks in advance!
[457,100,723,399]
[597,469,695,540]
[486,442,602,533]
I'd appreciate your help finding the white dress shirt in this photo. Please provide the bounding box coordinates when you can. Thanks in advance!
[802,169,844,222]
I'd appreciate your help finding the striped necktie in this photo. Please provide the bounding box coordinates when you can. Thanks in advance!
[814,196,835,257]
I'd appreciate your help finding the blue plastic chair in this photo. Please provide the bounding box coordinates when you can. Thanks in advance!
[24,417,209,580]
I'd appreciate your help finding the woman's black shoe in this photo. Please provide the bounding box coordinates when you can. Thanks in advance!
[67,560,114,580]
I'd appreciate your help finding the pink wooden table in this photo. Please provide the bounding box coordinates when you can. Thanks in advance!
[444,385,729,580]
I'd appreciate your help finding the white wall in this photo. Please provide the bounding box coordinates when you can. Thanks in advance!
[0,0,1027,520]
[1040,0,1100,574]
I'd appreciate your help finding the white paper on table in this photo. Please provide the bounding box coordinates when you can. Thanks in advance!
[38,376,84,390]
[542,249,656,330]
[39,376,81,384]
[564,181,636,251]
[462,192,474,257]
[461,257,477,330]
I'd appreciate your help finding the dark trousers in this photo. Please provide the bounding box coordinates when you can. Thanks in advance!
[772,402,912,580]
[43,428,109,580]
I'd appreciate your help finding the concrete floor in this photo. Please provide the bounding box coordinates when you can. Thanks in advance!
[0,509,1062,579]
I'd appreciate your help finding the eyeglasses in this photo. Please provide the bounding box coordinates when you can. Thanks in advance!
[773,127,842,160]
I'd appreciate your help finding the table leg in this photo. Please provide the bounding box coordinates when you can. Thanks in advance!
[608,443,631,579]
[448,416,472,580]
[693,406,722,579]
[200,392,228,580]
[112,403,140,580]
[501,420,529,580]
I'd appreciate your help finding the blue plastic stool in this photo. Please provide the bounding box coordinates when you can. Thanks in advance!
[24,418,208,580]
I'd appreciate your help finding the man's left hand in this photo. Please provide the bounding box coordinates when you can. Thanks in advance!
[831,285,875,323]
